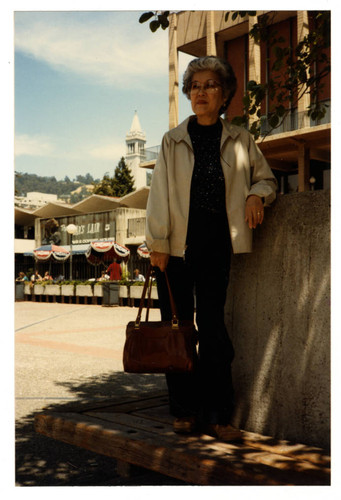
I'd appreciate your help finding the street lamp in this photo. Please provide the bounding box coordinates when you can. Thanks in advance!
[66,224,77,280]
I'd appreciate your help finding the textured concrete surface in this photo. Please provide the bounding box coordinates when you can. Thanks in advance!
[226,190,330,449]
[14,302,188,487]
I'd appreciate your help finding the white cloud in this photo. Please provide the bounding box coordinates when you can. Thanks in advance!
[88,142,126,161]
[14,11,169,89]
[15,134,55,157]
[15,130,126,168]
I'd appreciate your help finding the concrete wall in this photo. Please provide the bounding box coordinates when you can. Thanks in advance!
[114,207,146,247]
[226,190,330,449]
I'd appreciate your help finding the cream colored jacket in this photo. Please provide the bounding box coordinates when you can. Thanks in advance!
[146,116,277,255]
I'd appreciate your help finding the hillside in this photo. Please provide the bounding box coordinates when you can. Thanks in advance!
[15,172,100,203]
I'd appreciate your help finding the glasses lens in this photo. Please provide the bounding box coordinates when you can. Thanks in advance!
[190,80,220,94]
[190,82,200,94]
[206,80,218,92]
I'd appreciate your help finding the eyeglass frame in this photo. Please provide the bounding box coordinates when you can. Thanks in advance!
[189,79,223,95]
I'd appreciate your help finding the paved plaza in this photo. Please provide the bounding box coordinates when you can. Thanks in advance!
[14,301,187,486]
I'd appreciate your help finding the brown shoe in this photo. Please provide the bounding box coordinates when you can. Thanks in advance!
[206,424,243,442]
[173,416,197,434]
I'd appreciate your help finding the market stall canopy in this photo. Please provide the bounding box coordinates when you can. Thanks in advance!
[86,240,130,266]
[33,244,70,262]
[72,194,121,213]
[33,202,82,218]
[119,187,150,209]
[15,207,38,226]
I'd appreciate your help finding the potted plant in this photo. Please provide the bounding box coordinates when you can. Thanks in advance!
[43,280,61,297]
[75,281,94,304]
[118,267,131,305]
[60,281,75,303]
[61,281,75,297]
[33,282,44,297]
[129,281,144,304]
[24,282,32,296]
[93,282,103,297]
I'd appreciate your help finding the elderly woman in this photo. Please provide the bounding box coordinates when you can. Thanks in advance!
[146,56,277,441]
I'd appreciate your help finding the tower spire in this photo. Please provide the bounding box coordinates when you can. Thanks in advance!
[125,111,147,190]
[129,110,143,134]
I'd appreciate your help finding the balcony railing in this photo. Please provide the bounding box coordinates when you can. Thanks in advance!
[143,145,160,162]
[142,102,330,168]
[259,100,330,137]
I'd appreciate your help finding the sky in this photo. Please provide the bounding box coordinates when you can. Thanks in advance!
[11,1,338,184]
[13,8,194,181]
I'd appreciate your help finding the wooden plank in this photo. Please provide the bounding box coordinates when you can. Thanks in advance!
[84,412,174,436]
[47,391,167,414]
[34,411,330,486]
[242,432,330,468]
[132,404,174,425]
[83,411,330,479]
[88,394,169,414]
[86,399,329,467]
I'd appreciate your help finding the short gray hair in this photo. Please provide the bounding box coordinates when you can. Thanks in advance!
[182,56,237,115]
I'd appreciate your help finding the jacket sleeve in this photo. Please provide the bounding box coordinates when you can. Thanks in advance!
[247,133,278,206]
[145,134,171,254]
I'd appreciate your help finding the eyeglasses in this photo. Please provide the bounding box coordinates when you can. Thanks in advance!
[189,79,222,95]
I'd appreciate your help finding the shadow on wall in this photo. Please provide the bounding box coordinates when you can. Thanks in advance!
[226,190,330,450]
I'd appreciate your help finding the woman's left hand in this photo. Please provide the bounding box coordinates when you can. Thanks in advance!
[245,195,264,229]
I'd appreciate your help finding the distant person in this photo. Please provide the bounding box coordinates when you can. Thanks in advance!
[97,271,109,281]
[133,269,145,282]
[30,270,42,282]
[106,259,122,281]
[42,271,53,281]
[16,272,28,281]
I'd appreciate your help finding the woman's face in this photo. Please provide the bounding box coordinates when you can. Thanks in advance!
[190,70,225,125]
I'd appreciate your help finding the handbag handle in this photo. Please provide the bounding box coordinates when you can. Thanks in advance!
[135,265,179,330]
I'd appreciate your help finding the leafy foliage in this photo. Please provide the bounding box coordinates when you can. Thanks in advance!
[229,11,330,139]
[92,157,135,197]
[139,10,330,139]
[15,172,98,198]
[139,11,170,32]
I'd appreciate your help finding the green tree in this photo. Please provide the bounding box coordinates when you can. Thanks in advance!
[92,173,115,196]
[92,157,135,197]
[139,11,330,139]
[112,157,135,197]
[76,173,95,184]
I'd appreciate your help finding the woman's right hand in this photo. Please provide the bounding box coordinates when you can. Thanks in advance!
[150,252,170,272]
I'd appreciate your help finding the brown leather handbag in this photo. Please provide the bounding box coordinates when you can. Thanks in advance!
[123,267,198,373]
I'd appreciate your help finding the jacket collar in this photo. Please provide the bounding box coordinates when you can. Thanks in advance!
[169,115,241,146]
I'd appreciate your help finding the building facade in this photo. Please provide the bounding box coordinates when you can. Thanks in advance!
[15,189,150,281]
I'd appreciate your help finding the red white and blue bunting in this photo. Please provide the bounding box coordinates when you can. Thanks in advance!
[85,240,130,265]
[137,243,150,259]
[33,244,70,262]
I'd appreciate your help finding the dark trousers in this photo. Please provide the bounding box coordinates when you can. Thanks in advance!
[154,236,235,425]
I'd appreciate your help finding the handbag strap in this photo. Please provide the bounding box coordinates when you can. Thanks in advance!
[135,265,179,330]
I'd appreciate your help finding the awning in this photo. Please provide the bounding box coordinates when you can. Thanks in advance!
[61,244,89,255]
[24,243,89,257]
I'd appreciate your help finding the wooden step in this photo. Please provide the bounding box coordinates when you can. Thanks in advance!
[34,392,330,486]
